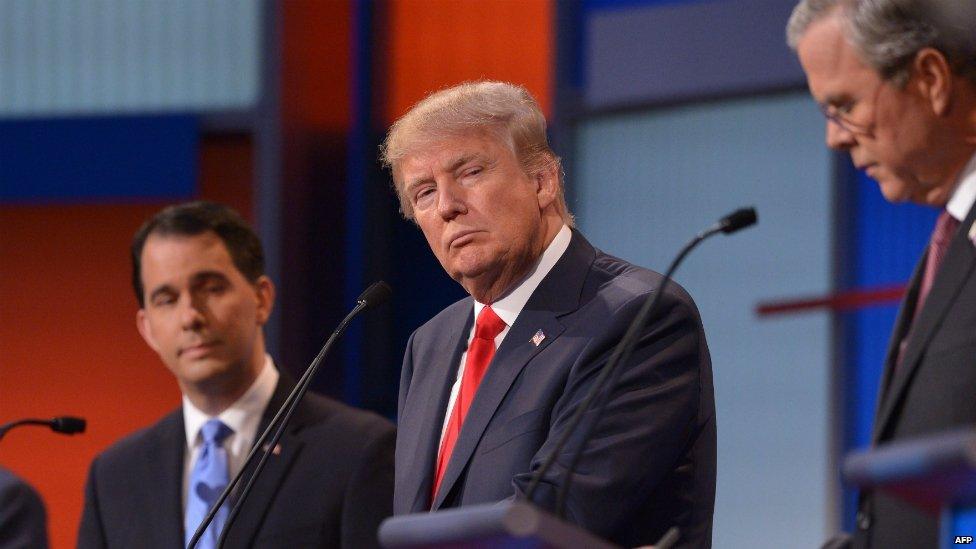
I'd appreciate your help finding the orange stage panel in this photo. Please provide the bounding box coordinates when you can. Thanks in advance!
[385,0,554,123]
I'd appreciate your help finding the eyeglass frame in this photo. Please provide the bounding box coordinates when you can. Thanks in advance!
[816,77,885,136]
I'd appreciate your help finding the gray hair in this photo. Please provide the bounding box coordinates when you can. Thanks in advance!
[787,0,976,87]
[380,81,572,225]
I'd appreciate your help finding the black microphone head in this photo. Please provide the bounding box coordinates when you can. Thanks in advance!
[357,281,392,309]
[719,207,757,234]
[50,416,86,435]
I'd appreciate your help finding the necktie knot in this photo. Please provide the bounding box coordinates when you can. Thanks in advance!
[474,306,506,341]
[200,419,233,446]
[932,210,960,248]
[909,209,962,334]
[186,419,233,548]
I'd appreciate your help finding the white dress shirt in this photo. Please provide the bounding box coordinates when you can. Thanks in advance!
[438,224,572,444]
[181,354,279,511]
[946,152,976,223]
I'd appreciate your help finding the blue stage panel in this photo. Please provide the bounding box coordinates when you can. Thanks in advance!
[0,115,198,202]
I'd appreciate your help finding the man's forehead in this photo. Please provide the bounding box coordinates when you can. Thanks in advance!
[144,230,224,253]
[141,231,235,273]
[798,14,876,100]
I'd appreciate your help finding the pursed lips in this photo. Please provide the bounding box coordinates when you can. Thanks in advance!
[446,229,481,249]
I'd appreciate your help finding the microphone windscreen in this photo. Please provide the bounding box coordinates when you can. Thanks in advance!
[719,207,758,234]
[51,416,86,434]
[357,281,392,309]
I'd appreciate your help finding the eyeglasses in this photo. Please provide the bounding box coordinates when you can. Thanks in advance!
[817,79,884,135]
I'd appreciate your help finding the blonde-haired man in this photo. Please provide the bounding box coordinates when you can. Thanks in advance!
[383,81,716,548]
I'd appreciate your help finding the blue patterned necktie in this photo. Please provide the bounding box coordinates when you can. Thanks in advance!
[185,419,234,549]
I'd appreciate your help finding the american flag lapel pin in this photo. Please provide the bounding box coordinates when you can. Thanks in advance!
[531,329,546,346]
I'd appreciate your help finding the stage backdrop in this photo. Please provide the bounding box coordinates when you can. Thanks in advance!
[574,91,832,548]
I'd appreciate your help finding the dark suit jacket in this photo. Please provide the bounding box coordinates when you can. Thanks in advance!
[395,231,716,548]
[0,466,48,549]
[854,202,976,549]
[77,375,395,549]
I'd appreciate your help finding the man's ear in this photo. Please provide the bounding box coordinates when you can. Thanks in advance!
[913,47,953,116]
[136,309,160,352]
[534,161,560,211]
[254,276,275,325]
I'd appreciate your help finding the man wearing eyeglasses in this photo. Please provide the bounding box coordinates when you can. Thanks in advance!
[787,1,976,548]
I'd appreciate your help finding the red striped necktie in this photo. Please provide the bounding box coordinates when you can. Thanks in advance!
[917,210,960,314]
[897,210,960,366]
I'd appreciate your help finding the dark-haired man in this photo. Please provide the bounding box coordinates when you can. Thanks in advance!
[78,202,394,549]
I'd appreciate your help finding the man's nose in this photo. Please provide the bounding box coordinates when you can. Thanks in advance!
[825,119,855,150]
[436,184,467,220]
[178,295,206,330]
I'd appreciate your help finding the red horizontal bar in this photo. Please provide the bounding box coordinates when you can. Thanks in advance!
[756,284,907,317]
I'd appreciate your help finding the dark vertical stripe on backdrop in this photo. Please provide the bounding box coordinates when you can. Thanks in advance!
[343,0,369,406]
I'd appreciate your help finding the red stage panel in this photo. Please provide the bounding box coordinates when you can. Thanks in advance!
[0,204,180,548]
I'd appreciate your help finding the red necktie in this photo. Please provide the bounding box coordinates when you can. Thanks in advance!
[917,210,960,314]
[897,210,960,366]
[431,306,506,503]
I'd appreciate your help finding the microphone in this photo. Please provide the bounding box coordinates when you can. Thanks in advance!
[187,281,393,549]
[717,207,757,234]
[51,416,87,434]
[0,416,87,441]
[358,280,392,310]
[523,207,757,517]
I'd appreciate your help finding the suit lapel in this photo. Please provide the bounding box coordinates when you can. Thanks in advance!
[143,411,185,548]
[405,307,471,512]
[872,205,976,442]
[872,253,925,427]
[431,230,594,510]
[222,375,307,546]
[431,311,565,510]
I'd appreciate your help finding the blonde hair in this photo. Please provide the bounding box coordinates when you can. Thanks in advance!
[380,81,572,224]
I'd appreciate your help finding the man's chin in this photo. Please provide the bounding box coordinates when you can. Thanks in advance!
[175,359,230,384]
[876,179,913,204]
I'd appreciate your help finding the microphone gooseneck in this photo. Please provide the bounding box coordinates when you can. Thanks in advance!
[523,207,756,518]
[186,281,392,549]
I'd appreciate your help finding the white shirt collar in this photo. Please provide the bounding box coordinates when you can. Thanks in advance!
[946,152,976,222]
[183,355,279,449]
[472,224,572,327]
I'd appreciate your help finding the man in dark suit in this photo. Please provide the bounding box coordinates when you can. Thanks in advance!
[0,466,48,548]
[380,81,716,548]
[788,1,976,547]
[77,202,394,548]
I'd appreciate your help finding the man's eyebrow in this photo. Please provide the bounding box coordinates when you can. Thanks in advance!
[403,153,487,193]
[404,175,435,195]
[190,271,231,285]
[445,153,483,173]
[820,92,851,106]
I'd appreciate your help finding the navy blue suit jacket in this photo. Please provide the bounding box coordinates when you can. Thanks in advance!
[78,375,395,548]
[395,231,716,548]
